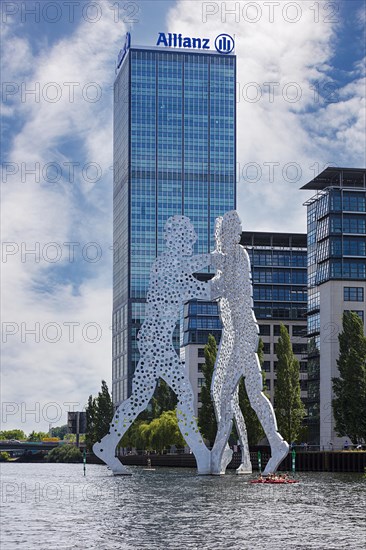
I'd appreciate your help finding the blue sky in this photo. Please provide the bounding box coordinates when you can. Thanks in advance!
[1,0,365,432]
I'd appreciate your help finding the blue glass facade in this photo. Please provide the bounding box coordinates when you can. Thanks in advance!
[302,167,366,445]
[113,46,236,405]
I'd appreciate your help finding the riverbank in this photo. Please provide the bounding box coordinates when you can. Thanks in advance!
[7,449,365,472]
[119,449,366,473]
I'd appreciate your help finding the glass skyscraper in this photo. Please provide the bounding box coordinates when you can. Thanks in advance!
[112,39,236,405]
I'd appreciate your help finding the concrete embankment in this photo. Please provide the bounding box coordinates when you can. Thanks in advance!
[8,448,366,472]
[119,449,366,473]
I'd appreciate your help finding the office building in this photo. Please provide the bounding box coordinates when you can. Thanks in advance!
[112,36,236,404]
[302,167,366,447]
[184,231,308,415]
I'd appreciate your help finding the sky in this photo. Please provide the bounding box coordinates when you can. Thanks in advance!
[1,0,365,432]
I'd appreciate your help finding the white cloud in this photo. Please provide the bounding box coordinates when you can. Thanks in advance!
[167,0,366,232]
[1,7,125,432]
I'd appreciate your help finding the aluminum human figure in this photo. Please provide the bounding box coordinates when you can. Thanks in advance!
[210,217,252,475]
[93,216,212,475]
[210,211,289,475]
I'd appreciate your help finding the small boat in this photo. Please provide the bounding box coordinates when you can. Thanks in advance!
[250,477,299,484]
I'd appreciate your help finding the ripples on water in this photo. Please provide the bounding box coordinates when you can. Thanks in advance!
[1,464,365,550]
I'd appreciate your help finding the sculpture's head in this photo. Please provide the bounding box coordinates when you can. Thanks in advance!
[164,215,197,255]
[221,210,242,250]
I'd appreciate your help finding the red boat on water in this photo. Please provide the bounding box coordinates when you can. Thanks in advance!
[250,476,299,484]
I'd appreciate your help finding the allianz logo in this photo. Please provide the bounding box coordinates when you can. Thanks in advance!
[157,33,235,54]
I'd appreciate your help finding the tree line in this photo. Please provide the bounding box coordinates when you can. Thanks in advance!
[5,314,363,452]
[85,314,366,450]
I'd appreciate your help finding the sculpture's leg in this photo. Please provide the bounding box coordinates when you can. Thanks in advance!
[232,385,252,474]
[211,380,234,475]
[211,364,232,474]
[93,361,156,475]
[244,354,289,474]
[210,330,236,474]
[162,358,211,475]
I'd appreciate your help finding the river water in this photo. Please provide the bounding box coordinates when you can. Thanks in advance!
[1,463,365,549]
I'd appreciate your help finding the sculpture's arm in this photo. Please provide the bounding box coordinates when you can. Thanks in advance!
[210,274,222,301]
[210,251,225,301]
[185,253,210,273]
[183,278,210,301]
[211,250,224,271]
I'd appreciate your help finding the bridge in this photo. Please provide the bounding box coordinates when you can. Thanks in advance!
[0,441,84,453]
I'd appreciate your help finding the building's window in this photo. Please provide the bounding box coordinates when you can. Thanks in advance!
[197,378,205,388]
[274,361,278,371]
[316,261,330,284]
[308,292,320,312]
[344,287,364,302]
[341,260,366,279]
[307,228,316,246]
[329,215,342,234]
[189,317,221,330]
[259,325,270,336]
[198,348,205,357]
[299,361,307,372]
[300,380,308,391]
[292,325,307,337]
[308,313,320,335]
[343,192,366,213]
[343,237,366,257]
[275,342,307,354]
[292,343,308,354]
[263,343,271,354]
[262,361,271,372]
[265,379,271,391]
[197,364,203,373]
[343,215,366,234]
[274,325,289,336]
[329,191,341,212]
[329,237,342,256]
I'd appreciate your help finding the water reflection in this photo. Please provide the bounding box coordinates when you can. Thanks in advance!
[1,464,365,549]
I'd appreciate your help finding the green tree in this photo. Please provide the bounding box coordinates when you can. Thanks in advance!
[274,324,305,443]
[64,433,85,443]
[332,312,366,444]
[120,410,185,452]
[120,419,148,449]
[237,337,266,445]
[96,380,114,440]
[0,452,10,462]
[150,379,177,418]
[198,334,218,445]
[50,425,68,439]
[148,410,185,453]
[85,380,114,450]
[27,431,49,441]
[0,430,26,440]
[85,394,97,451]
[47,444,82,463]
